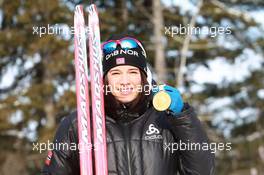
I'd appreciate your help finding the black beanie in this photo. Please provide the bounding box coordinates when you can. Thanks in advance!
[102,35,147,77]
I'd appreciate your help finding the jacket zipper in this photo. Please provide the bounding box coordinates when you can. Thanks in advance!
[122,123,132,175]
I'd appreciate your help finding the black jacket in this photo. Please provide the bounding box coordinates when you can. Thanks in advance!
[42,104,215,175]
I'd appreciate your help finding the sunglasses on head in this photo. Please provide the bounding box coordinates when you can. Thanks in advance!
[102,37,147,57]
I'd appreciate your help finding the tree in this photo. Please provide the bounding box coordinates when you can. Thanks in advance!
[0,0,73,174]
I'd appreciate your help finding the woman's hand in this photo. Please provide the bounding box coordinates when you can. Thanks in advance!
[152,85,184,115]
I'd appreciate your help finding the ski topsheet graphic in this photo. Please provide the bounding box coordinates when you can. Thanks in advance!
[74,5,93,175]
[88,4,108,175]
[74,4,108,175]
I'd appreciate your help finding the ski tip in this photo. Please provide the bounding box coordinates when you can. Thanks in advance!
[75,4,84,18]
[88,4,97,14]
[75,4,83,11]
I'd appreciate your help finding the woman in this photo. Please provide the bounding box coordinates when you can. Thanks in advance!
[42,35,215,175]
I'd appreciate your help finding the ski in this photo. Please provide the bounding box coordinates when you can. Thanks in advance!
[88,4,108,175]
[74,5,93,175]
[74,4,108,175]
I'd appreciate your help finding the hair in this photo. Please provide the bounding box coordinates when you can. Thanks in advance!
[103,70,150,120]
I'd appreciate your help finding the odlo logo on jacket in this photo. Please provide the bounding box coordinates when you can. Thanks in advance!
[144,124,163,140]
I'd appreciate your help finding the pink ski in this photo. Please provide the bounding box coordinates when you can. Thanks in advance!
[74,5,93,175]
[88,4,108,175]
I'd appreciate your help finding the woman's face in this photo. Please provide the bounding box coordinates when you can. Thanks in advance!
[106,65,142,103]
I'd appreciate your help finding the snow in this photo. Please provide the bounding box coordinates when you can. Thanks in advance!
[0,61,19,89]
[0,0,263,139]
[257,89,264,99]
[249,10,264,29]
[190,49,263,85]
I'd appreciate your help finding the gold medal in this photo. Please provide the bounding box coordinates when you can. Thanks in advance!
[153,90,171,111]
